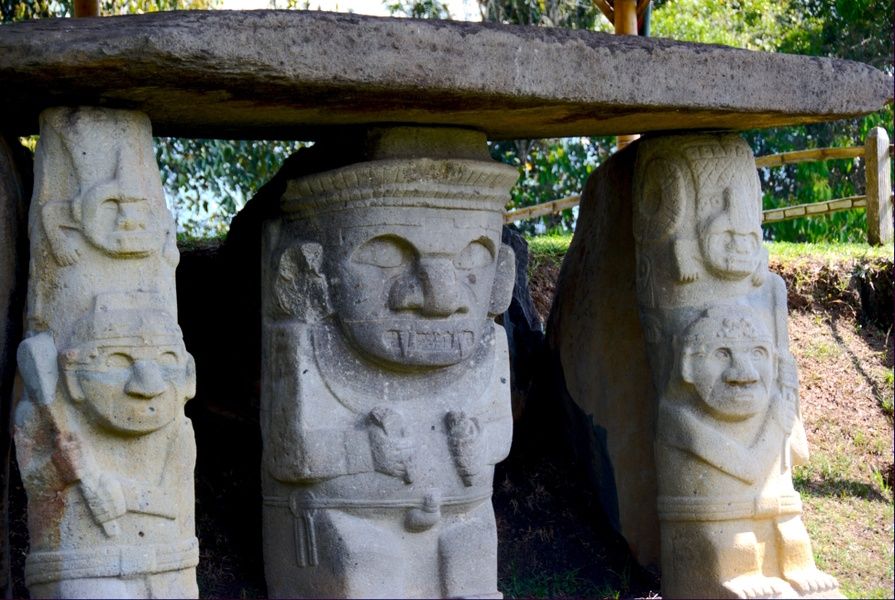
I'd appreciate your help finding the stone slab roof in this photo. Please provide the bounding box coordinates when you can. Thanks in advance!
[0,10,891,140]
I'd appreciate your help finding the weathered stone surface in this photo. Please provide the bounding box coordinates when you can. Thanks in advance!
[0,134,30,598]
[0,10,891,140]
[633,134,840,599]
[545,145,660,567]
[14,108,199,598]
[260,127,515,598]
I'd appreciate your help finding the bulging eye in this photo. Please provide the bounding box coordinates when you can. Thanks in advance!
[454,240,494,270]
[751,347,768,360]
[713,348,731,361]
[158,351,180,367]
[351,236,412,268]
[106,352,133,368]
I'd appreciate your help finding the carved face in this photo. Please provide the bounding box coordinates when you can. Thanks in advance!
[682,335,773,421]
[321,207,509,369]
[78,180,162,257]
[698,179,763,280]
[64,341,195,435]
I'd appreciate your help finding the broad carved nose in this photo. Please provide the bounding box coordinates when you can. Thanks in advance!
[389,257,469,317]
[727,233,754,254]
[724,353,759,386]
[116,202,143,231]
[125,360,167,399]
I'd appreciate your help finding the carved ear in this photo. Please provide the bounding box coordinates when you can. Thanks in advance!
[17,332,61,405]
[183,353,197,401]
[488,243,516,317]
[679,346,696,385]
[274,242,333,321]
[751,246,768,287]
[63,370,86,403]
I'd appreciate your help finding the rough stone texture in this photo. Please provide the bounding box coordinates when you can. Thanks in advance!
[14,108,199,598]
[500,227,545,420]
[633,134,841,599]
[544,145,660,567]
[0,10,891,140]
[0,134,30,598]
[260,127,516,598]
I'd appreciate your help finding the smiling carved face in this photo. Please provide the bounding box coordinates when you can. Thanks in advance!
[680,310,775,422]
[63,339,195,436]
[319,206,508,370]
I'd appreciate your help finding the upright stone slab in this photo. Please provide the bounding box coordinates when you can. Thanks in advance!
[14,107,198,598]
[544,145,660,567]
[260,127,517,598]
[633,134,840,599]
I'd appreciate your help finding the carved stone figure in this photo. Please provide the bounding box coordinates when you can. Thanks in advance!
[15,108,198,599]
[632,134,840,598]
[260,127,517,598]
[26,107,178,337]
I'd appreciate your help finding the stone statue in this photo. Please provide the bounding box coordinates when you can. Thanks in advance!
[656,306,838,598]
[632,134,840,598]
[26,107,178,337]
[15,108,198,599]
[260,127,517,598]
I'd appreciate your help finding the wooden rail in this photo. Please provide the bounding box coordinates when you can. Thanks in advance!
[504,194,580,224]
[756,128,892,245]
[505,128,893,245]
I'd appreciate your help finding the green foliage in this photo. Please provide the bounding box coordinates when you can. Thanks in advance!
[478,0,603,29]
[1,0,215,21]
[494,137,614,234]
[384,0,451,18]
[156,138,308,237]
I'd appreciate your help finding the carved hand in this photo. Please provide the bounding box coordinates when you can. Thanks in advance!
[445,410,484,486]
[368,406,415,484]
[79,473,126,538]
[51,432,86,485]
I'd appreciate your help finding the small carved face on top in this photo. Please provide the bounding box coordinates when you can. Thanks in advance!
[319,206,514,369]
[697,163,764,281]
[61,302,195,436]
[680,307,775,421]
[73,169,163,259]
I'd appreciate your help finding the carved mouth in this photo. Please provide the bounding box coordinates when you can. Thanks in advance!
[384,329,475,357]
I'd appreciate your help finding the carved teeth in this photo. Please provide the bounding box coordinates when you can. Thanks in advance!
[385,330,474,356]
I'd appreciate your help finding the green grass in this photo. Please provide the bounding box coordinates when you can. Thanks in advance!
[500,566,620,599]
[765,241,894,261]
[524,236,893,264]
[525,233,574,258]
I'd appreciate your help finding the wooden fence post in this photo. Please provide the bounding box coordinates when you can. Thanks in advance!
[865,126,893,245]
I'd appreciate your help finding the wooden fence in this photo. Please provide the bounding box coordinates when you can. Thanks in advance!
[504,126,894,246]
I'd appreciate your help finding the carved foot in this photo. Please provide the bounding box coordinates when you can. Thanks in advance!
[786,569,843,598]
[722,574,796,599]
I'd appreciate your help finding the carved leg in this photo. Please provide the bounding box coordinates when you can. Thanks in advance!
[664,519,798,599]
[264,504,407,599]
[775,515,842,598]
[146,568,199,599]
[438,502,500,599]
[30,577,145,599]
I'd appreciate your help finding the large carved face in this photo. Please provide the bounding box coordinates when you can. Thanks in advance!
[320,206,510,369]
[76,178,163,258]
[698,172,763,280]
[681,312,774,421]
[63,337,195,436]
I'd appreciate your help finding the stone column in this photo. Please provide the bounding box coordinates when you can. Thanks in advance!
[632,133,841,599]
[260,127,517,599]
[14,107,198,599]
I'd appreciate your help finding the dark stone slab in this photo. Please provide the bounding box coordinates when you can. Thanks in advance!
[0,10,891,139]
